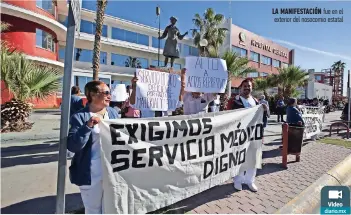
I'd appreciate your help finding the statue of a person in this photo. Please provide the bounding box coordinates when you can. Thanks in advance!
[159,16,188,68]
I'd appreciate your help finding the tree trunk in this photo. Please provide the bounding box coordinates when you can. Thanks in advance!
[92,0,107,81]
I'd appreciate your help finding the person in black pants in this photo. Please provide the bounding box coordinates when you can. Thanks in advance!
[276,96,285,122]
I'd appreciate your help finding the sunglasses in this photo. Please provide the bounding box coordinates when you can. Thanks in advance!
[98,91,111,96]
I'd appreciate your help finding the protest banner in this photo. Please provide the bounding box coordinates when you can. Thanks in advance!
[185,56,228,93]
[135,69,181,111]
[302,106,325,139]
[99,105,264,214]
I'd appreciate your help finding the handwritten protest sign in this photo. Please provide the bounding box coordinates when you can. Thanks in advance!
[185,56,228,93]
[135,69,181,111]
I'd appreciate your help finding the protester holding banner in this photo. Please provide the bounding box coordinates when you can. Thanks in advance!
[129,69,185,118]
[231,78,267,192]
[123,85,141,118]
[67,80,119,214]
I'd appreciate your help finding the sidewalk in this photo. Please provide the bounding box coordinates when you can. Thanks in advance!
[1,110,60,144]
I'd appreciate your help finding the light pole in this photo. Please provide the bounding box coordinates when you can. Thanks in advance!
[156,6,161,67]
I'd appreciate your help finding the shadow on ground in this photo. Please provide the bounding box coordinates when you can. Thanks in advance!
[149,183,238,214]
[1,193,82,214]
[1,141,59,168]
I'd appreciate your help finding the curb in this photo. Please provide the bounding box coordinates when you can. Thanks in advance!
[276,154,351,214]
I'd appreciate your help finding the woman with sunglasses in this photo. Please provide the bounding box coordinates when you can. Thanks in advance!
[67,80,119,214]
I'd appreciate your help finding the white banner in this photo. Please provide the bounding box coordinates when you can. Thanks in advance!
[185,56,228,93]
[302,106,324,139]
[99,106,264,214]
[135,69,181,111]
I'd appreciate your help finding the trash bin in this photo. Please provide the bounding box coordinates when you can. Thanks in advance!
[287,125,305,154]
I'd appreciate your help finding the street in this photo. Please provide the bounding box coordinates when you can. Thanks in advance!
[1,110,350,213]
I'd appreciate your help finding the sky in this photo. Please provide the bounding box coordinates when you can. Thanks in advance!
[82,0,351,94]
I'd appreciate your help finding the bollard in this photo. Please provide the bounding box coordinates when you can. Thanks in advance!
[282,123,302,168]
[282,123,288,168]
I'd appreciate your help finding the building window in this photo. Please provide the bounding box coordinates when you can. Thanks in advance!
[111,54,148,68]
[59,46,65,60]
[151,60,181,70]
[183,45,199,56]
[272,59,280,68]
[152,37,165,49]
[111,28,149,46]
[80,20,107,37]
[282,63,289,68]
[250,51,259,62]
[315,76,322,81]
[261,72,268,77]
[74,76,110,94]
[74,49,107,64]
[112,80,131,87]
[261,55,272,65]
[36,29,55,52]
[36,0,54,15]
[247,72,259,78]
[232,46,247,57]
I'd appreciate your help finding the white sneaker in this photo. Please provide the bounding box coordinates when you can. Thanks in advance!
[233,181,242,191]
[247,183,258,192]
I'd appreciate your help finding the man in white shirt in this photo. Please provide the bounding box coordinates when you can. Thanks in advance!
[231,78,268,192]
[182,92,216,115]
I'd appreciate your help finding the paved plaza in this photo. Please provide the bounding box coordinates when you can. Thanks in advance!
[1,110,350,213]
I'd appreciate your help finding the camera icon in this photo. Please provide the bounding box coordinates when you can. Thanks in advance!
[328,190,342,199]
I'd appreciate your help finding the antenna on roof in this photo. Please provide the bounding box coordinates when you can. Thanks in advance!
[229,0,232,19]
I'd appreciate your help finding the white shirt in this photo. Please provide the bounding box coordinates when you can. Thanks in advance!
[240,96,257,108]
[81,112,109,187]
[183,92,216,115]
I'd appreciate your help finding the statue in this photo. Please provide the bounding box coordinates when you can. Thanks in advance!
[159,16,188,68]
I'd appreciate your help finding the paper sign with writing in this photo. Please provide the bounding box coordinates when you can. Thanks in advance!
[135,69,181,111]
[185,56,228,93]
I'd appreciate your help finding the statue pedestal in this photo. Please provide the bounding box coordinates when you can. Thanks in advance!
[147,67,181,75]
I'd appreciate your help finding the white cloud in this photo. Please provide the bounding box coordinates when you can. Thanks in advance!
[266,38,351,61]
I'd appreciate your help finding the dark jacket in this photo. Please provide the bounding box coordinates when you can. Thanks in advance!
[68,106,119,186]
[286,106,304,126]
[70,95,84,117]
[231,95,259,110]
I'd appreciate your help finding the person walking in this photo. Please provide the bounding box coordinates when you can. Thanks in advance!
[67,80,119,214]
[276,96,285,122]
[230,78,268,192]
[259,95,270,128]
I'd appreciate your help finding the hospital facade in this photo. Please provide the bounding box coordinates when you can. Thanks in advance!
[1,0,294,108]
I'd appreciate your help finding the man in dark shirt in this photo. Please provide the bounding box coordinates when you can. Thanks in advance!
[70,86,84,117]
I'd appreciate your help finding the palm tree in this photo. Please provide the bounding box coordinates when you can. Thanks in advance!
[331,60,346,97]
[1,23,62,132]
[254,78,271,98]
[192,8,227,57]
[269,66,308,99]
[125,56,142,68]
[92,0,108,80]
[331,60,346,73]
